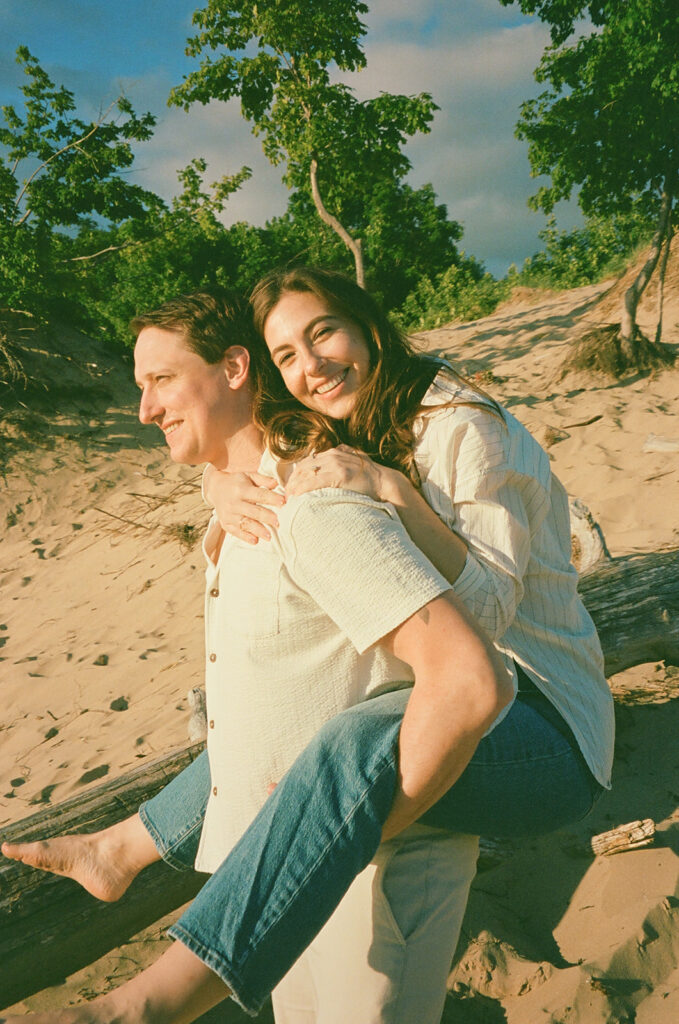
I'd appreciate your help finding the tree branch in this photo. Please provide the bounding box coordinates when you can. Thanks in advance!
[65,241,135,263]
[309,157,364,286]
[655,211,674,345]
[12,100,118,225]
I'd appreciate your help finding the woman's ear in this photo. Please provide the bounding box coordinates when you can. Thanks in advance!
[222,346,251,390]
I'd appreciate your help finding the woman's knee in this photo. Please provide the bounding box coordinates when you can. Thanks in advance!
[310,692,407,775]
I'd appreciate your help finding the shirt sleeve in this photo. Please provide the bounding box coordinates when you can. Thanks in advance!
[276,489,451,654]
[437,410,552,641]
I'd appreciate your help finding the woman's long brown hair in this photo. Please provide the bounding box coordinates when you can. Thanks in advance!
[250,266,501,486]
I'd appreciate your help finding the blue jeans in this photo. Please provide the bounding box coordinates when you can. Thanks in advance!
[140,685,602,1015]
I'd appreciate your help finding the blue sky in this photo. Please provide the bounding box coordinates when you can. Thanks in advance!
[0,0,581,277]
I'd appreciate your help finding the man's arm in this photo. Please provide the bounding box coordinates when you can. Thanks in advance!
[380,590,514,840]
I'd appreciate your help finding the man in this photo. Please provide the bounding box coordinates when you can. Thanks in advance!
[2,291,510,1024]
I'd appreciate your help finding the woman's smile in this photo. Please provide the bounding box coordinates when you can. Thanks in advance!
[314,367,349,396]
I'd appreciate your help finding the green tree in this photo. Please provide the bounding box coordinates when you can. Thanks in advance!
[169,0,450,287]
[0,47,160,312]
[277,180,462,310]
[395,255,507,332]
[501,0,678,366]
[70,159,254,342]
[518,207,653,290]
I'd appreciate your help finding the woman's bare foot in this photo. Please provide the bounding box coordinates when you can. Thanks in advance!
[1,813,161,902]
[0,939,230,1024]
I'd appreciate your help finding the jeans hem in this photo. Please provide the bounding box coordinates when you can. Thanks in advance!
[138,801,204,873]
[168,923,260,1017]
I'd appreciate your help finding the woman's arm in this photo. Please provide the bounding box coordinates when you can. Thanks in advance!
[288,407,544,645]
[286,446,468,585]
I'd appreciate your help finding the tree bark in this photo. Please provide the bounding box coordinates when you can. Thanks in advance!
[1,547,678,1008]
[0,744,207,1010]
[577,547,679,676]
[309,158,365,287]
[621,179,673,360]
[655,218,674,345]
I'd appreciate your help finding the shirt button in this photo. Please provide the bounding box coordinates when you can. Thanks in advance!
[209,719,215,729]
[210,588,219,597]
[209,653,217,662]
[212,786,218,796]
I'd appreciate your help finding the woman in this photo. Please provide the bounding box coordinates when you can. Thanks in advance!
[1,269,613,1024]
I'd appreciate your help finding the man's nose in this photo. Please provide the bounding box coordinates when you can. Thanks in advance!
[138,387,160,425]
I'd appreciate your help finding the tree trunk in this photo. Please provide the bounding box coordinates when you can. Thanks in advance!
[1,547,678,1008]
[309,158,365,287]
[621,179,673,360]
[577,547,679,676]
[0,744,208,1010]
[655,218,674,345]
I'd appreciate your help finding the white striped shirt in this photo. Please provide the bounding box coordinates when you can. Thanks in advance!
[414,371,614,788]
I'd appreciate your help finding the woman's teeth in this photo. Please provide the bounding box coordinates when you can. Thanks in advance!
[316,369,348,395]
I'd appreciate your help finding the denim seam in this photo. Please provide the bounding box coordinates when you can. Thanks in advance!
[468,747,576,769]
[139,801,205,872]
[239,751,398,964]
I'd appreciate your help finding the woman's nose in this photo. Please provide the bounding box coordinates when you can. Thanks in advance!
[304,350,326,374]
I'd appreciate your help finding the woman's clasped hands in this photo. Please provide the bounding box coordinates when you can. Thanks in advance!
[203,464,285,544]
[287,444,388,502]
[205,446,396,544]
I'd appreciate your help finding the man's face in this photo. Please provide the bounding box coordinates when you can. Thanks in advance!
[134,326,238,469]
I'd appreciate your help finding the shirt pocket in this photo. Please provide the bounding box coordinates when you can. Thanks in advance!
[224,549,281,638]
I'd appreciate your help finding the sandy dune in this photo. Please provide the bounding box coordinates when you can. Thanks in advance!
[1,267,678,1022]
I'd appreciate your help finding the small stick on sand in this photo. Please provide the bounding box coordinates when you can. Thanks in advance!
[590,818,655,856]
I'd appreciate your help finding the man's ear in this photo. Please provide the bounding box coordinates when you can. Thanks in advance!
[222,346,251,390]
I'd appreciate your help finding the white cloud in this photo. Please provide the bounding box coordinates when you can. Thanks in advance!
[127,96,289,225]
[123,18,555,273]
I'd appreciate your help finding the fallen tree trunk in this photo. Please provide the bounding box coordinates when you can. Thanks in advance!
[0,744,207,1009]
[1,547,678,1008]
[578,546,679,676]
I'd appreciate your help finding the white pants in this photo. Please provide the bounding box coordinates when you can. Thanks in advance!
[271,827,479,1024]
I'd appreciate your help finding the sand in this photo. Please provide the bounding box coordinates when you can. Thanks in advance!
[1,259,678,1022]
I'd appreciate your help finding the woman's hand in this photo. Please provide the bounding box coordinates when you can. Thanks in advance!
[203,465,285,544]
[287,447,469,588]
[286,445,399,503]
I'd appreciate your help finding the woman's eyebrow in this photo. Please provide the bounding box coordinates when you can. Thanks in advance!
[269,316,338,358]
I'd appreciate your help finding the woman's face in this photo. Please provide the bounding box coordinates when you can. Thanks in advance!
[263,290,371,420]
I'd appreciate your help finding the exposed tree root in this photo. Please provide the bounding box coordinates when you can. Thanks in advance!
[560,323,676,378]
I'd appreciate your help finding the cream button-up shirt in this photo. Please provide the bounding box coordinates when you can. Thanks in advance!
[195,456,451,873]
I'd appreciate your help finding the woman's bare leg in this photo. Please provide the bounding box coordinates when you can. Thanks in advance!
[0,940,229,1024]
[1,813,160,902]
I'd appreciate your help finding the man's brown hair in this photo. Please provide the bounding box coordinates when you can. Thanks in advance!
[131,290,258,366]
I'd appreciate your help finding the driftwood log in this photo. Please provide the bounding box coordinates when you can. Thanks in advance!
[577,546,679,675]
[1,547,678,1009]
[0,744,207,1009]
